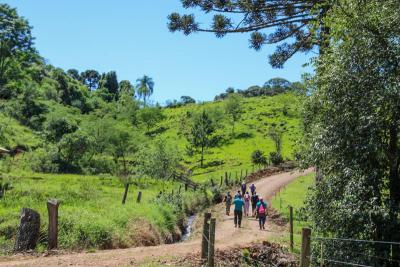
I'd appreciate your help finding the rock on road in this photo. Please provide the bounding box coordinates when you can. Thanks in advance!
[0,168,314,267]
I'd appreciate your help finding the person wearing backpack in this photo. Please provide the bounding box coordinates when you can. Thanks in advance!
[250,183,256,195]
[241,182,246,196]
[244,191,250,216]
[233,195,245,228]
[224,192,232,216]
[256,197,267,230]
[251,192,259,217]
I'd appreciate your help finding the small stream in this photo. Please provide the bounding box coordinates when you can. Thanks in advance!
[181,214,196,241]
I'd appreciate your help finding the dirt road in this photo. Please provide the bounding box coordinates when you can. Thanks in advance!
[0,168,314,267]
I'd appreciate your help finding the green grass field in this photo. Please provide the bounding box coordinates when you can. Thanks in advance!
[270,173,315,252]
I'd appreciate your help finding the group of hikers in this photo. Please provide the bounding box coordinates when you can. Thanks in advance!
[223,182,267,230]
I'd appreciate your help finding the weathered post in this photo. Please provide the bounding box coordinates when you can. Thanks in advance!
[201,213,212,260]
[289,206,294,252]
[47,199,59,250]
[122,183,129,204]
[178,185,182,194]
[225,172,228,186]
[220,176,223,187]
[137,191,142,203]
[15,208,40,251]
[185,183,188,191]
[210,178,215,187]
[240,170,243,179]
[208,218,216,267]
[300,228,311,267]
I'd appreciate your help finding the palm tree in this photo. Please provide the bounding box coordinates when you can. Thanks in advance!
[136,75,154,106]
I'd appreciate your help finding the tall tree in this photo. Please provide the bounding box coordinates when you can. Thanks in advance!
[66,69,80,80]
[100,71,119,99]
[187,110,215,167]
[168,0,331,68]
[303,0,400,264]
[225,93,243,135]
[119,80,135,98]
[80,69,100,90]
[136,75,154,106]
[0,4,36,85]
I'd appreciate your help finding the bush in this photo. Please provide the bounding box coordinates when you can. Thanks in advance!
[251,150,267,166]
[18,147,59,173]
[269,152,283,166]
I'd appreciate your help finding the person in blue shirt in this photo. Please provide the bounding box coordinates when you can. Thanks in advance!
[233,195,245,228]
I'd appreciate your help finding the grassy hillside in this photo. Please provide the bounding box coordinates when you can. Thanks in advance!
[0,113,41,149]
[160,93,303,182]
[0,93,304,253]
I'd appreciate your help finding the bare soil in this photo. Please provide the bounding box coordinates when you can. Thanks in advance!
[0,168,313,267]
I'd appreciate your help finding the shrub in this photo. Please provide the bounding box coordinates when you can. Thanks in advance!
[251,150,267,166]
[269,152,283,166]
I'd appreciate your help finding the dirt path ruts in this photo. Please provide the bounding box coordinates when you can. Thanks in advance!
[0,168,314,267]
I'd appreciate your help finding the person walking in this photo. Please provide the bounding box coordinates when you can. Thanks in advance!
[241,182,246,196]
[250,183,256,195]
[251,192,259,217]
[244,191,250,216]
[256,197,267,230]
[233,195,245,228]
[224,192,232,216]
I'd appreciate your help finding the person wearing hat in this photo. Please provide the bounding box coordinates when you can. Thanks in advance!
[256,197,267,230]
[224,192,232,216]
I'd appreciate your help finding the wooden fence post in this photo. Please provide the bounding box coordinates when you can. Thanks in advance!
[225,172,228,186]
[201,213,212,260]
[220,176,223,187]
[122,183,129,204]
[208,218,216,267]
[300,228,311,267]
[137,191,142,203]
[210,178,215,187]
[240,170,243,179]
[289,206,294,252]
[185,183,188,191]
[47,199,59,250]
[178,185,182,194]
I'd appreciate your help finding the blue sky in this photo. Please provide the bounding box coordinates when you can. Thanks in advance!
[5,1,313,103]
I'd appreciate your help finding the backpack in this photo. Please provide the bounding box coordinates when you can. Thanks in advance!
[258,202,266,214]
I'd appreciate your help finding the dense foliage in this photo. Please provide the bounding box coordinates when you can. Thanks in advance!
[303,0,400,265]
